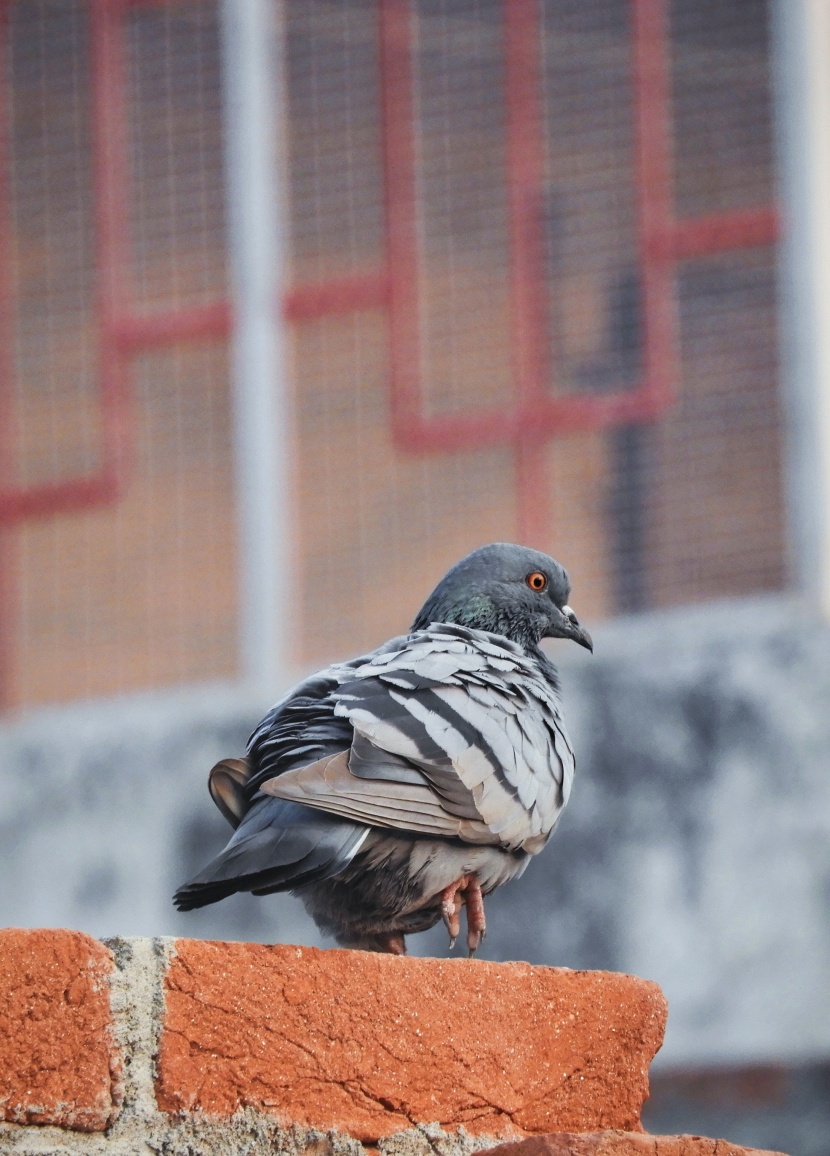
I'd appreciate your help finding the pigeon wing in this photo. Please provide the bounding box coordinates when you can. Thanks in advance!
[261,625,573,852]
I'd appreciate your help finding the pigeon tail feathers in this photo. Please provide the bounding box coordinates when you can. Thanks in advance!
[173,797,369,910]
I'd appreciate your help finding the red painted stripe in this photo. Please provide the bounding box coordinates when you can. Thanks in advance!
[0,476,121,523]
[379,0,423,435]
[0,0,16,706]
[667,206,780,260]
[113,302,232,349]
[632,0,678,417]
[504,0,551,545]
[284,272,390,322]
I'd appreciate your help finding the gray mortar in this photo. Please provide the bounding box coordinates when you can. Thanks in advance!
[0,936,505,1156]
[379,1124,500,1156]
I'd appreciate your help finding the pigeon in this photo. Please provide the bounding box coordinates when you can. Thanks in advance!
[174,543,592,955]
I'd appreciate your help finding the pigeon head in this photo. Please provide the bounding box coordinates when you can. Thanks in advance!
[411,543,593,652]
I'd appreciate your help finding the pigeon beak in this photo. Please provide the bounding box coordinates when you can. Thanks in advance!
[572,624,593,652]
[561,605,593,653]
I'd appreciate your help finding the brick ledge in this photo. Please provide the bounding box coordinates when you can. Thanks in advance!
[0,930,787,1156]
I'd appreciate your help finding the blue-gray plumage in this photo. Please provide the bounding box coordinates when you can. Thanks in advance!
[174,543,592,954]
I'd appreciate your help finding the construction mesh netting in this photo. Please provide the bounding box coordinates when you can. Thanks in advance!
[0,0,782,707]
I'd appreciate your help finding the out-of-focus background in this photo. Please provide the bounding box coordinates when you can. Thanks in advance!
[0,0,829,1151]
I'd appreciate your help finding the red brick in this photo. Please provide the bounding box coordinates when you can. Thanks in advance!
[482,1131,786,1156]
[157,940,667,1143]
[0,929,120,1131]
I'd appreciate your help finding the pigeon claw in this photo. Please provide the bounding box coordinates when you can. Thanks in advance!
[441,882,463,945]
[440,875,486,957]
[464,878,486,957]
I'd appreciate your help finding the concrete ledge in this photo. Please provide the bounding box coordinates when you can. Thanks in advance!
[0,930,780,1156]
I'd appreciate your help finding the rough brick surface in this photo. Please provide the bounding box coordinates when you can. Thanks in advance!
[157,940,668,1143]
[482,1132,786,1156]
[0,928,120,1132]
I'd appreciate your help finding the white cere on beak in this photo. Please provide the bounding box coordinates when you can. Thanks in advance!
[562,605,578,623]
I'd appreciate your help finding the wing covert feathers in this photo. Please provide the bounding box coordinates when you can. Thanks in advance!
[260,750,498,843]
[252,624,575,854]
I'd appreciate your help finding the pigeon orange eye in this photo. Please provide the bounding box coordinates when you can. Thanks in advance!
[526,572,547,592]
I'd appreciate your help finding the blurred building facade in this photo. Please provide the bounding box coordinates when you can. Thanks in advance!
[1,4,830,1154]
[0,0,784,708]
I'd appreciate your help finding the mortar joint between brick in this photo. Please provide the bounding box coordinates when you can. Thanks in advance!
[101,935,176,1133]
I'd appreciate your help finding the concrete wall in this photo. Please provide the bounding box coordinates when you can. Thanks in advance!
[1,595,829,1069]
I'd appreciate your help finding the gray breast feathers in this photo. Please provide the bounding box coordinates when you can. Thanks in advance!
[259,624,574,854]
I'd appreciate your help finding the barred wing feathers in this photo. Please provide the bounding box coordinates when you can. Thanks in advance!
[242,634,412,796]
[260,625,574,853]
